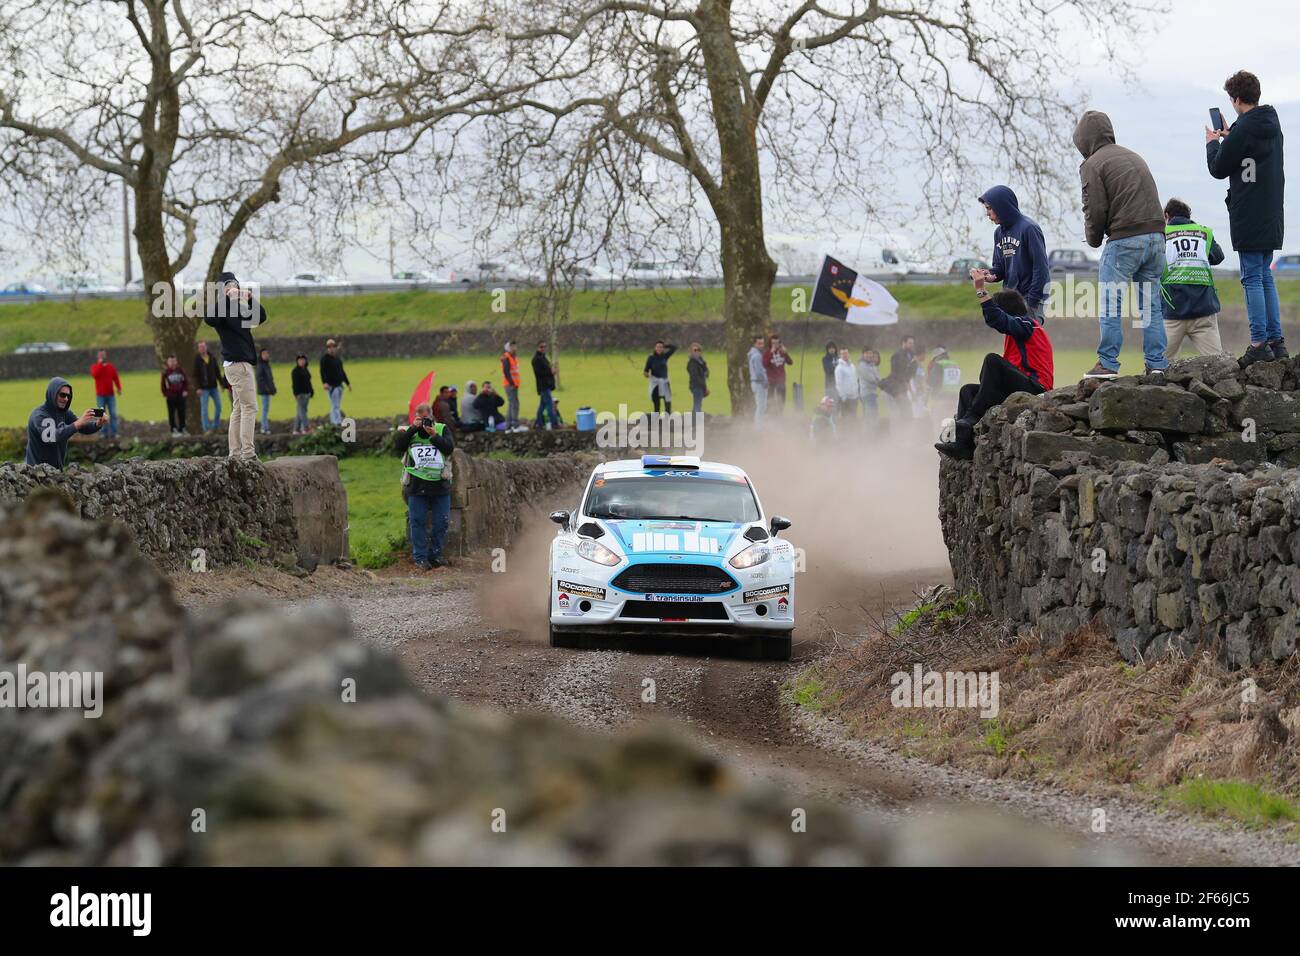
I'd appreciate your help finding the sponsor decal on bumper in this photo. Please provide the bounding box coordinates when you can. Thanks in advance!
[557,579,606,600]
[743,584,790,603]
[643,593,706,602]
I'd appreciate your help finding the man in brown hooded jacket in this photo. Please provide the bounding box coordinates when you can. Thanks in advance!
[1074,110,1169,379]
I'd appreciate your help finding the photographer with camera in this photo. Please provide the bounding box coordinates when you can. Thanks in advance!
[395,401,455,571]
[25,377,104,469]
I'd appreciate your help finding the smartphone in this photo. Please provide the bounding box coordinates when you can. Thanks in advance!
[1209,107,1225,131]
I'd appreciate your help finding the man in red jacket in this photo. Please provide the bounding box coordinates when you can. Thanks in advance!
[89,349,123,439]
[935,270,1054,460]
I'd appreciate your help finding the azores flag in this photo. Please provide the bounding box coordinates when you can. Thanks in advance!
[810,255,899,325]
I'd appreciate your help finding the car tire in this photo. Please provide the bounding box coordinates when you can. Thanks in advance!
[761,631,794,661]
[549,625,580,649]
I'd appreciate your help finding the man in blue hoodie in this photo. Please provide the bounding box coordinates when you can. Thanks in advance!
[977,186,1051,323]
[25,377,103,469]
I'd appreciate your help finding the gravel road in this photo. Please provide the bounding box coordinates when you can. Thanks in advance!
[172,558,1300,866]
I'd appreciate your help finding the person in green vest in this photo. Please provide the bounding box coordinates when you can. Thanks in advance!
[926,347,962,402]
[1160,198,1227,360]
[395,401,456,571]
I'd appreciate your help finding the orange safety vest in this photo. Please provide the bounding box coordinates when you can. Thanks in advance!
[501,351,520,388]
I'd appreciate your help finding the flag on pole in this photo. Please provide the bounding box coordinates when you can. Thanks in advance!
[407,370,436,424]
[810,255,899,325]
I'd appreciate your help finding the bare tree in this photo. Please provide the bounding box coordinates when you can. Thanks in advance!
[451,0,1149,409]
[0,0,557,427]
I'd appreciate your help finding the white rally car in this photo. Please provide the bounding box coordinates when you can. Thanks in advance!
[548,455,796,660]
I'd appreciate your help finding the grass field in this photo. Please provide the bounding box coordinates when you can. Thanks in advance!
[1,345,1142,429]
[5,278,1298,353]
[338,455,411,568]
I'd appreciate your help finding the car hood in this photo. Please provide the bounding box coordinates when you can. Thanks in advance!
[602,519,744,558]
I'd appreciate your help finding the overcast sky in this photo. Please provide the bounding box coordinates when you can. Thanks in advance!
[14,0,1298,283]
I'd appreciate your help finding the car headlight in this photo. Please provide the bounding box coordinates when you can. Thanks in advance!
[729,543,771,569]
[577,537,622,566]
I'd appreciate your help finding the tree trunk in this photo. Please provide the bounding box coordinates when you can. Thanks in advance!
[720,223,776,414]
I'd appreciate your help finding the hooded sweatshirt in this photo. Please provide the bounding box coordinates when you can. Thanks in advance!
[978,186,1051,309]
[25,377,96,468]
[1073,111,1164,248]
[202,271,266,365]
[1206,104,1285,251]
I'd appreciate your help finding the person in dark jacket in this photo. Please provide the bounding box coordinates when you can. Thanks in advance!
[821,341,838,392]
[1074,110,1168,379]
[977,185,1051,322]
[291,354,313,434]
[1207,70,1286,365]
[192,340,226,433]
[255,348,276,434]
[432,385,458,428]
[935,272,1054,460]
[879,335,917,424]
[395,402,455,570]
[473,380,506,429]
[686,343,709,415]
[1160,198,1226,360]
[643,339,677,414]
[25,376,102,468]
[319,338,351,425]
[160,355,189,435]
[202,271,266,458]
[532,340,559,429]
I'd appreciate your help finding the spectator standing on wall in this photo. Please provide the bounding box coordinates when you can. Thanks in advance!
[1206,70,1286,367]
[202,271,265,459]
[89,349,123,439]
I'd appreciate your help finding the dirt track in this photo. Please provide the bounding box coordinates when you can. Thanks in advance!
[173,555,1300,867]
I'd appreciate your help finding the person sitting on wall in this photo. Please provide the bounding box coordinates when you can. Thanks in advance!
[25,376,104,469]
[934,270,1054,460]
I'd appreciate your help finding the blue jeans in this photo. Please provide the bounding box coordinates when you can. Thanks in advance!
[1239,251,1283,344]
[327,385,344,424]
[535,389,559,428]
[407,493,450,563]
[259,394,272,432]
[96,392,118,437]
[199,388,222,432]
[751,381,767,423]
[294,394,311,431]
[691,387,705,414]
[1097,233,1168,371]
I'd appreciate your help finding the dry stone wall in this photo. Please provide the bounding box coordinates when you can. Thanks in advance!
[939,354,1300,666]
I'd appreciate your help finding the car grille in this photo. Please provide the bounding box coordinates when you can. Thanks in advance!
[619,600,728,621]
[611,563,737,594]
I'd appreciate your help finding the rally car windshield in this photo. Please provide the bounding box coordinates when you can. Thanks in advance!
[585,476,760,523]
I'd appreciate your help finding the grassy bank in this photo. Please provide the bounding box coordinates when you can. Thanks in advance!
[8,279,1299,354]
[792,589,1300,836]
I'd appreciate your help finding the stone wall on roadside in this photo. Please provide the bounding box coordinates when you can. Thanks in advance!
[0,492,1110,865]
[939,354,1300,667]
[0,455,347,570]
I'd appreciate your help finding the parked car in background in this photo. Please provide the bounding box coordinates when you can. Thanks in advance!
[14,341,72,354]
[283,272,348,287]
[56,274,118,294]
[1272,254,1300,273]
[473,261,541,285]
[626,260,702,284]
[1,281,51,295]
[948,258,990,276]
[1048,249,1100,274]
[393,268,464,285]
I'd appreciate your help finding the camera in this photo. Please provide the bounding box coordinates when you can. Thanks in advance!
[93,408,106,418]
[420,417,434,428]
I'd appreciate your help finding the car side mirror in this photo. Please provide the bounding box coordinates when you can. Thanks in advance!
[769,515,791,537]
[549,510,570,531]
